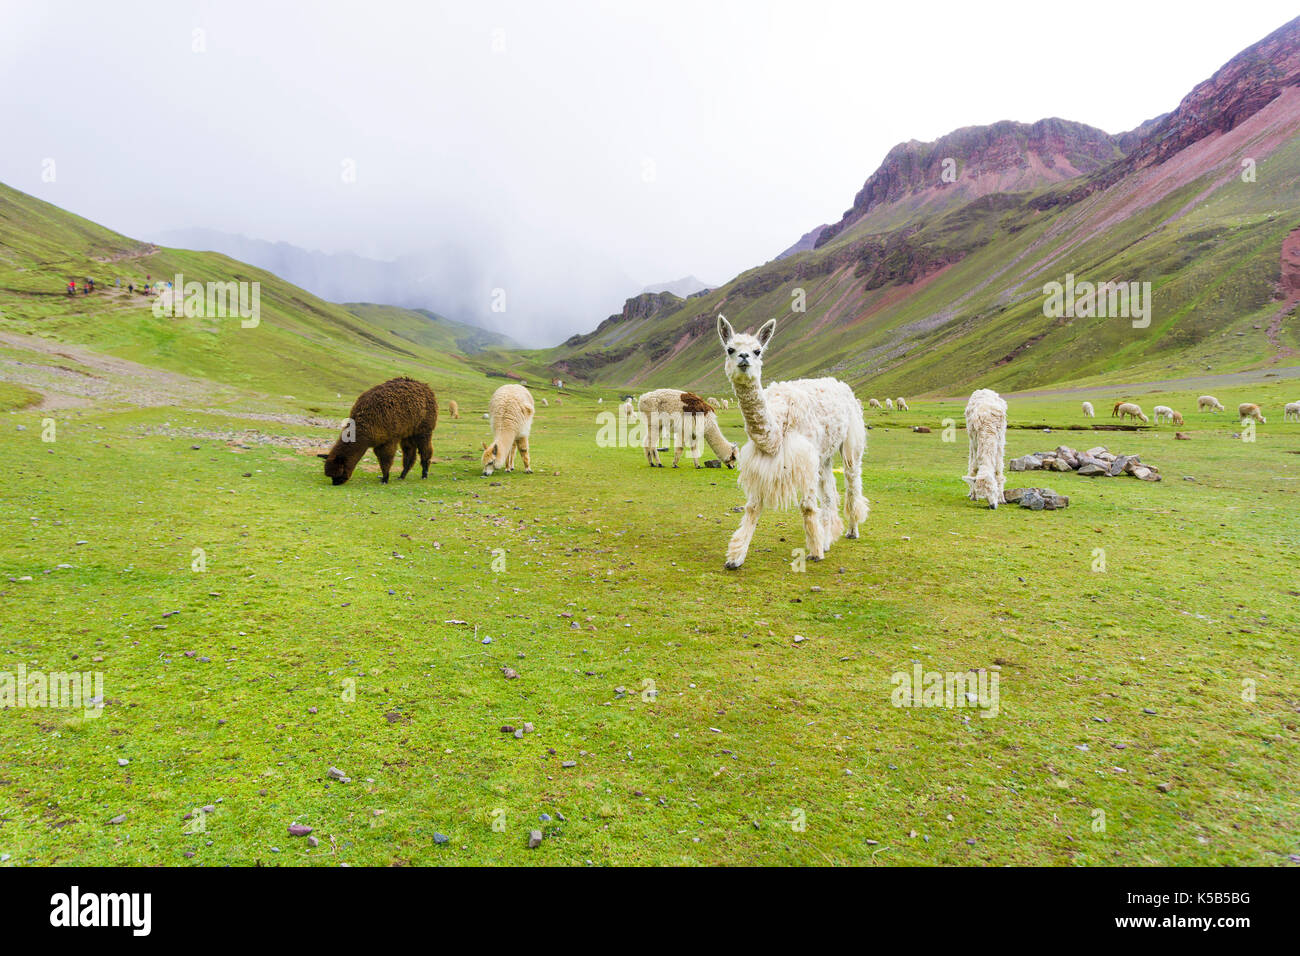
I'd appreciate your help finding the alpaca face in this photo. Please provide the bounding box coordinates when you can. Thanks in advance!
[963,467,1000,509]
[724,442,738,468]
[318,446,356,485]
[717,314,776,385]
[481,441,504,476]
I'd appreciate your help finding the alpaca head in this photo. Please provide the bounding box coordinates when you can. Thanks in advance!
[317,444,356,485]
[962,466,1001,509]
[717,314,775,386]
[724,441,739,468]
[481,440,505,476]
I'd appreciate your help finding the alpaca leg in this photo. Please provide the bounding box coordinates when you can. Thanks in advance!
[518,435,532,473]
[643,415,657,467]
[375,440,397,483]
[398,438,416,479]
[842,436,869,539]
[819,459,843,547]
[725,498,763,570]
[418,432,432,478]
[672,424,683,468]
[801,498,824,562]
[966,429,978,498]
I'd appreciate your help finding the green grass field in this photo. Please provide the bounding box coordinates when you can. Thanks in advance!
[3,380,1297,866]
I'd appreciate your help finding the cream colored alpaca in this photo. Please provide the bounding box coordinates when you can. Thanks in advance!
[1114,402,1149,423]
[541,397,549,407]
[718,315,868,569]
[868,398,882,409]
[638,388,738,468]
[896,397,909,411]
[1285,401,1300,422]
[1081,401,1094,418]
[885,398,894,410]
[963,388,1007,508]
[447,399,460,419]
[481,383,535,476]
[1198,395,1224,412]
[1238,402,1266,424]
[1153,405,1182,425]
[722,398,730,410]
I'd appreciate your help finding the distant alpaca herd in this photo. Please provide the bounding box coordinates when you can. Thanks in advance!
[317,324,1294,568]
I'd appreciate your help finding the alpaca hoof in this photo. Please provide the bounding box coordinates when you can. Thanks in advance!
[724,560,743,570]
[807,553,823,562]
[525,468,533,474]
[845,530,858,539]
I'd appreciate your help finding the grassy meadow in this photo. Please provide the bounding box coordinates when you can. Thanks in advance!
[2,373,1297,866]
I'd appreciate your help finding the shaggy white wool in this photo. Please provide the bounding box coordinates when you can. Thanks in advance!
[868,398,882,409]
[718,315,868,568]
[1198,395,1224,412]
[963,388,1007,509]
[1285,401,1300,421]
[1081,401,1094,417]
[482,383,535,475]
[896,397,909,411]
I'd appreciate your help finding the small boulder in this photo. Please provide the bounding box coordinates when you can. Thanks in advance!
[1077,463,1107,476]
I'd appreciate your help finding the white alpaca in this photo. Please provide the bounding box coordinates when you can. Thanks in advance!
[717,315,868,568]
[1081,401,1094,418]
[1153,405,1183,425]
[638,388,738,468]
[1114,402,1149,423]
[885,398,894,410]
[1198,395,1224,412]
[1285,401,1300,422]
[541,397,549,407]
[868,398,882,409]
[621,398,634,417]
[896,397,909,411]
[963,388,1007,509]
[722,398,730,410]
[481,383,535,476]
[1238,402,1266,424]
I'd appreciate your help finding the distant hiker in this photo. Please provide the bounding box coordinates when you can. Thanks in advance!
[127,283,134,293]
[67,280,76,295]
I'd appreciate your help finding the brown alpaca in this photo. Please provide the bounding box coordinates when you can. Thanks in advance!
[1111,401,1124,417]
[318,377,438,485]
[448,399,460,419]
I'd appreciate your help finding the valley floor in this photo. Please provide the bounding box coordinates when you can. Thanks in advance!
[1,369,1298,866]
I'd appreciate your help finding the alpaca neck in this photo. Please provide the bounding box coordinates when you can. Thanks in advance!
[701,413,733,459]
[731,375,781,455]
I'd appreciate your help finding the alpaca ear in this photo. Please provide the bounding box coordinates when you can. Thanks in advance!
[316,452,329,459]
[961,475,975,487]
[717,314,734,347]
[756,318,777,347]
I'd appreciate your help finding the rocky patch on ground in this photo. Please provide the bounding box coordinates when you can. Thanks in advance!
[1002,487,1069,510]
[1009,445,1161,481]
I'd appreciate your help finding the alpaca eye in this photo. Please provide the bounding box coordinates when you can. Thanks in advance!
[726,348,735,355]
[753,349,761,356]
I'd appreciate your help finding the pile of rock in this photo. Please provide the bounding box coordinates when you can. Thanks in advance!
[1009,445,1161,482]
[1003,487,1069,510]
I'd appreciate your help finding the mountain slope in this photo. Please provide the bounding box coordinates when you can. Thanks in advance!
[546,17,1300,397]
[0,183,539,407]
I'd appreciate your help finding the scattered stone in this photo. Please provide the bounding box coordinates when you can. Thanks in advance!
[501,666,519,680]
[108,814,126,825]
[307,835,320,848]
[561,760,577,768]
[288,823,313,837]
[528,830,544,848]
[1156,782,1174,793]
[327,766,351,782]
[433,832,449,845]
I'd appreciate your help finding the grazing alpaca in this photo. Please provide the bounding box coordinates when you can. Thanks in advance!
[885,398,894,410]
[318,377,438,485]
[963,388,1007,508]
[1115,402,1149,423]
[541,397,549,407]
[1285,401,1300,422]
[722,398,730,410]
[896,397,909,411]
[717,315,868,568]
[1198,395,1224,412]
[638,388,738,468]
[866,398,881,409]
[1153,405,1183,425]
[448,399,460,419]
[481,383,535,476]
[1111,401,1124,417]
[1238,402,1266,424]
[1081,401,1094,418]
[621,398,635,417]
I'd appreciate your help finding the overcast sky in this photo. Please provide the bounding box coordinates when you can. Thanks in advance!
[1,1,1295,344]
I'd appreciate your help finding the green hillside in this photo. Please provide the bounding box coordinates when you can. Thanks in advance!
[0,182,558,415]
